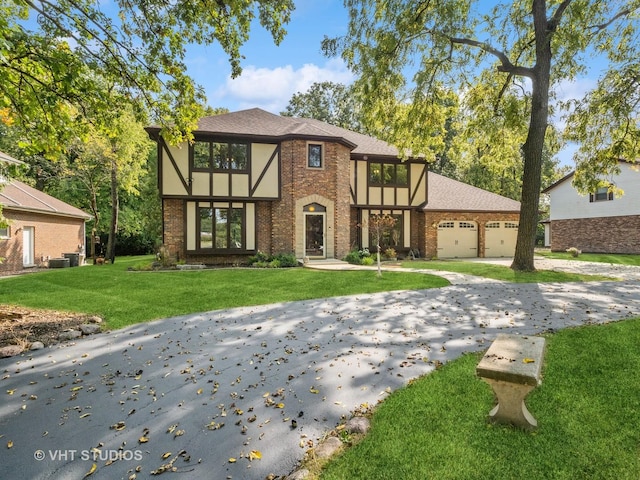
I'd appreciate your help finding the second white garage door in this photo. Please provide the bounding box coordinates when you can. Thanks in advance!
[484,221,519,257]
[437,221,478,258]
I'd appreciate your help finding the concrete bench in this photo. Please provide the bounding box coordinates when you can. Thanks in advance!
[476,334,546,430]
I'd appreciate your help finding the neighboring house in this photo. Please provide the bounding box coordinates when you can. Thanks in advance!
[0,151,91,273]
[542,159,640,254]
[145,108,521,265]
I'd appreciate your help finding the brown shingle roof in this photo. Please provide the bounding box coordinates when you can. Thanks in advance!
[424,172,521,212]
[147,109,522,212]
[187,108,400,158]
[0,180,91,220]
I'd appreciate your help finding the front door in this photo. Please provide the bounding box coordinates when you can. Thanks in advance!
[304,213,325,258]
[23,226,35,267]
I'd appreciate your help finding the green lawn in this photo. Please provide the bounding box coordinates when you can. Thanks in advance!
[535,250,640,266]
[319,319,640,480]
[0,256,619,329]
[400,259,614,282]
[0,256,449,329]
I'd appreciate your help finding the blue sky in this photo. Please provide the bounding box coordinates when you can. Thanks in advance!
[186,0,353,114]
[182,1,608,166]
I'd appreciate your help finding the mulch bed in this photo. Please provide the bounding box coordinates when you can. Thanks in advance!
[0,305,92,349]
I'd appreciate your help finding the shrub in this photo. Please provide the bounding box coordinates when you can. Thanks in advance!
[361,256,375,266]
[156,245,173,267]
[566,247,582,258]
[344,248,375,265]
[343,250,362,265]
[248,251,270,265]
[383,247,397,260]
[249,251,298,268]
[273,253,298,267]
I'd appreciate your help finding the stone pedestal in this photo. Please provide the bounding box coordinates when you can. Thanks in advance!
[476,334,546,430]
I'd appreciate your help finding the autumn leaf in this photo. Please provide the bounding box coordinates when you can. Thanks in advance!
[228,457,237,463]
[7,440,13,449]
[161,452,172,459]
[248,450,262,461]
[138,436,149,444]
[110,421,126,431]
[523,358,536,364]
[309,387,319,394]
[83,463,97,478]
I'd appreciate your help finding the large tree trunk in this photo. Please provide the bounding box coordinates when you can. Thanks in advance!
[106,162,119,264]
[511,1,551,272]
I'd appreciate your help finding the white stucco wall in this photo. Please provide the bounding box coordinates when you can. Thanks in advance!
[548,163,640,220]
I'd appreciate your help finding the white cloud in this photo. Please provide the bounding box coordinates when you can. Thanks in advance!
[210,58,354,113]
[554,77,597,104]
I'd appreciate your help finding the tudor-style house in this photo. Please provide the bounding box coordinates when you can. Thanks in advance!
[145,108,521,265]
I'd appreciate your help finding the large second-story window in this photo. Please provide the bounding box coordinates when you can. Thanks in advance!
[369,162,408,186]
[199,205,244,250]
[193,141,248,171]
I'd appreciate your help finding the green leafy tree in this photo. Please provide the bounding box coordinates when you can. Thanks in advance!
[564,62,640,194]
[0,0,294,152]
[324,1,640,271]
[100,108,153,264]
[281,81,365,132]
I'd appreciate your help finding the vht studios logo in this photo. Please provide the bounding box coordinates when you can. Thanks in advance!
[34,449,143,462]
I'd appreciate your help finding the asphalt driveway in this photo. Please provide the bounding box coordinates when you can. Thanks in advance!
[1,259,640,479]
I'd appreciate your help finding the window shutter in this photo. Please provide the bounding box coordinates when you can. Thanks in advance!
[589,193,594,202]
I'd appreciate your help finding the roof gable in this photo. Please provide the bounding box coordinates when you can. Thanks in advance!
[0,180,91,220]
[542,159,640,194]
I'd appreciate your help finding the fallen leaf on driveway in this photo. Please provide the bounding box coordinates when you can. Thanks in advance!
[249,450,262,461]
[83,463,97,477]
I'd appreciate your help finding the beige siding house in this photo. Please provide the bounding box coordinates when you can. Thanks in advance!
[146,108,521,264]
[0,151,91,273]
[542,160,640,253]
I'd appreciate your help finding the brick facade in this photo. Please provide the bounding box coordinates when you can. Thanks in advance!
[163,139,353,265]
[423,211,521,259]
[275,139,352,259]
[550,215,640,254]
[162,198,184,262]
[0,210,85,273]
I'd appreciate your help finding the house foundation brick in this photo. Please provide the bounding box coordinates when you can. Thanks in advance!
[550,215,640,254]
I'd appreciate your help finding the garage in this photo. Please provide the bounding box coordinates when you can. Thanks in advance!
[484,221,519,257]
[437,221,478,258]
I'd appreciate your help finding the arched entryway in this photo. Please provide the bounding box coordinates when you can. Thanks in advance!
[295,194,335,260]
[303,203,326,258]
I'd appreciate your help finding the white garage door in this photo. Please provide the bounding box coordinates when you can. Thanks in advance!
[437,221,478,258]
[484,221,519,257]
